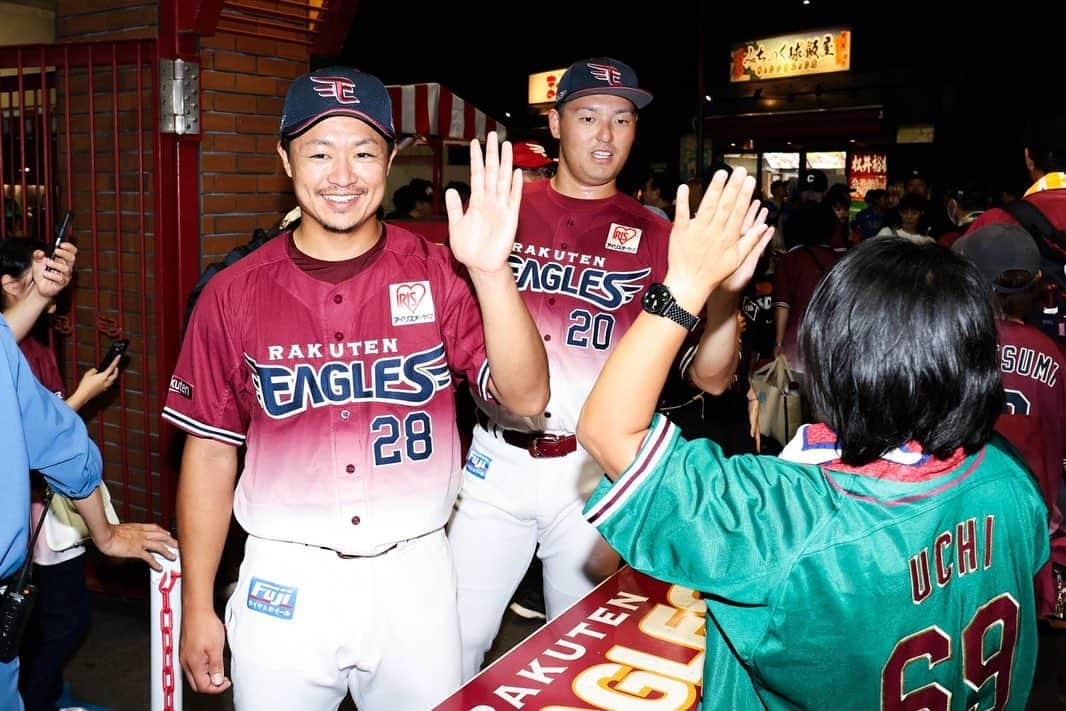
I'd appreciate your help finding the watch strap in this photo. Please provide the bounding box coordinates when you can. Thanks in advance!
[663,300,699,331]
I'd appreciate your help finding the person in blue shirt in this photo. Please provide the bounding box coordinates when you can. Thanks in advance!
[852,188,889,241]
[0,314,177,711]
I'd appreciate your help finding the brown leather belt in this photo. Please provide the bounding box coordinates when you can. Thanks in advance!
[475,409,577,458]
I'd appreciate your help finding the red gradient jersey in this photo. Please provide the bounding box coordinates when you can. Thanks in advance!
[163,226,491,555]
[995,320,1066,518]
[477,180,670,433]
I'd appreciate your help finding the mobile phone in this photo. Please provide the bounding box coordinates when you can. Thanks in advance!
[51,210,74,259]
[45,211,74,274]
[97,339,129,373]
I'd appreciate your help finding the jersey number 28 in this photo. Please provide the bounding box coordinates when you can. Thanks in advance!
[371,412,433,466]
[881,593,1019,710]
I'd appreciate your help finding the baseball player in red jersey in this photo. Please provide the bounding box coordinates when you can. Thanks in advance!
[164,66,548,709]
[448,57,752,681]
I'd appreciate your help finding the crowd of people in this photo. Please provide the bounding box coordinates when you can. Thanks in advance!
[1,52,1064,711]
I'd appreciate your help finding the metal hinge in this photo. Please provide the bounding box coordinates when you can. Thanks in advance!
[160,59,200,135]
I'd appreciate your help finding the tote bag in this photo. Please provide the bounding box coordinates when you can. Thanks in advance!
[750,355,804,446]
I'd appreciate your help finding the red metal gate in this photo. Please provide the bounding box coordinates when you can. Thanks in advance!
[0,39,173,525]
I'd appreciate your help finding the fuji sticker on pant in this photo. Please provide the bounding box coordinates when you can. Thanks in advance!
[605,223,643,254]
[389,280,436,326]
[464,447,492,479]
[247,577,298,620]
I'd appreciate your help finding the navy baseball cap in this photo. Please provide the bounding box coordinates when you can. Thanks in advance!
[800,169,828,193]
[554,57,653,110]
[953,223,1042,293]
[279,66,395,141]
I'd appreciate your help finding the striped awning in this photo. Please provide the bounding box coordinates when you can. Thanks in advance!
[386,83,507,142]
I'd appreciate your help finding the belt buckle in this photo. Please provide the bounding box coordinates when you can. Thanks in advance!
[528,433,561,458]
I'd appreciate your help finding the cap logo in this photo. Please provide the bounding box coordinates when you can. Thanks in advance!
[587,63,623,86]
[524,143,548,158]
[310,76,360,105]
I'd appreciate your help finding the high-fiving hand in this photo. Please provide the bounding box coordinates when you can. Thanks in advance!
[665,167,773,308]
[445,131,523,276]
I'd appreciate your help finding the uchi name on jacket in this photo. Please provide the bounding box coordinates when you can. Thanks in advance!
[909,515,995,605]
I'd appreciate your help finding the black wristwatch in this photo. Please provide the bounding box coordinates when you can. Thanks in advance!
[641,283,699,331]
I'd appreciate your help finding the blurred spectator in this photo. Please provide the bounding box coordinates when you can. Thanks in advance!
[968,115,1066,344]
[385,184,414,220]
[954,224,1065,626]
[776,169,828,254]
[824,184,851,251]
[765,179,788,227]
[852,189,889,242]
[407,178,434,219]
[876,192,932,242]
[938,183,988,248]
[639,171,677,221]
[511,141,556,183]
[774,202,842,383]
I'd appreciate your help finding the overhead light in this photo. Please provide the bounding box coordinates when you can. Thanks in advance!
[23,167,31,173]
[704,94,712,102]
[505,111,512,118]
[802,0,810,4]
[849,139,856,143]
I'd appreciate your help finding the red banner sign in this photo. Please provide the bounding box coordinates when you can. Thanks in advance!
[847,150,887,201]
[436,567,707,710]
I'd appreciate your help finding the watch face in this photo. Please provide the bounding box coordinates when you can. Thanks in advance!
[641,283,670,314]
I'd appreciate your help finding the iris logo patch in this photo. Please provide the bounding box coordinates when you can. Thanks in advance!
[247,577,298,620]
[465,448,492,479]
[389,280,436,326]
[605,223,643,254]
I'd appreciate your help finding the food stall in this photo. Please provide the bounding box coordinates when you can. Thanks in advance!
[385,82,507,244]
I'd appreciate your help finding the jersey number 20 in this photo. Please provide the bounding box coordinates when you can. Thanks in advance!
[566,309,615,351]
[881,593,1019,710]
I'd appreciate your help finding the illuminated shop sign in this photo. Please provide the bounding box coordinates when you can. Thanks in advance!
[731,28,851,82]
[528,68,568,105]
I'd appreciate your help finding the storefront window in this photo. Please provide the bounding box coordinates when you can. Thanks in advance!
[806,151,847,191]
[761,152,800,198]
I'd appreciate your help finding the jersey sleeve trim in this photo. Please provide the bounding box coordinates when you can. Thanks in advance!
[162,407,246,446]
[476,359,492,401]
[585,414,679,526]
[678,344,697,380]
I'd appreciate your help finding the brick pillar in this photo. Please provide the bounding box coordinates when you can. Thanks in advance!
[199,34,308,264]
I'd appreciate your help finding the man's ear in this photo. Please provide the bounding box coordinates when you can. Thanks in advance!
[548,109,561,140]
[386,144,398,176]
[277,142,293,178]
[1024,147,1035,175]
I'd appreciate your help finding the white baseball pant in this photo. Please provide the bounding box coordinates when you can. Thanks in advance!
[448,424,620,681]
[225,529,460,709]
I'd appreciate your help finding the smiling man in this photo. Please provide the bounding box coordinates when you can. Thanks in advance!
[164,66,547,709]
[449,56,757,681]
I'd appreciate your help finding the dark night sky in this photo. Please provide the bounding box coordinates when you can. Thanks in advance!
[335,1,1061,188]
